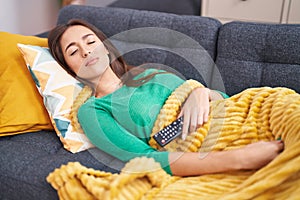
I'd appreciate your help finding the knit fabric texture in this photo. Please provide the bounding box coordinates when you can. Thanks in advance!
[47,81,300,199]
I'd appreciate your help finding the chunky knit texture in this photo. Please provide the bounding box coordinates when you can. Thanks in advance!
[69,85,93,133]
[47,80,300,200]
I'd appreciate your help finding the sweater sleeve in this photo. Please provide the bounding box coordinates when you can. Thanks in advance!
[78,101,172,175]
[214,90,230,99]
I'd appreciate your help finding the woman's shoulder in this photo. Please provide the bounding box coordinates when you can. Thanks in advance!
[78,96,95,111]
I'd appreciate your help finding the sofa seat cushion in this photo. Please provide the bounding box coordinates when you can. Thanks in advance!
[0,131,123,200]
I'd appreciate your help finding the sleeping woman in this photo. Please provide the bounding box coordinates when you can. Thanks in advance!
[47,19,284,176]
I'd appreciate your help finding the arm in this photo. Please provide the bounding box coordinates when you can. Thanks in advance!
[169,140,284,176]
[78,103,172,174]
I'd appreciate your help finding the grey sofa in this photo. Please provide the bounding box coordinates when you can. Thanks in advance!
[0,5,299,200]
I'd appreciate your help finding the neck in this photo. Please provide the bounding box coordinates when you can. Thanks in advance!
[94,67,122,98]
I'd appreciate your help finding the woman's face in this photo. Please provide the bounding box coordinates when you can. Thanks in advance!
[60,25,110,81]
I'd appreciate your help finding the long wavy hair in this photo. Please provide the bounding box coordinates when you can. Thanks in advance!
[48,19,161,88]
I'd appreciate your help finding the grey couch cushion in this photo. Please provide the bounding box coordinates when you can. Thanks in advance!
[215,22,300,96]
[57,5,221,88]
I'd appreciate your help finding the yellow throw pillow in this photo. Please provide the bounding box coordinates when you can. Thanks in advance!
[0,32,53,136]
[17,43,94,153]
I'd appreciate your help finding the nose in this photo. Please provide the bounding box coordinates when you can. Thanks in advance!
[82,49,91,58]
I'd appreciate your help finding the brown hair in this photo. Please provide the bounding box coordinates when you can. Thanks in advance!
[48,19,165,88]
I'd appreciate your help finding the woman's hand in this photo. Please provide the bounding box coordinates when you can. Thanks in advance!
[238,140,284,170]
[179,87,210,140]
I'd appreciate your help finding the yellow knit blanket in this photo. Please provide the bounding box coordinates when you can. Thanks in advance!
[47,80,300,200]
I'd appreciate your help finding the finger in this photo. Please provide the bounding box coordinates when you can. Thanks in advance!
[203,108,209,123]
[182,114,190,140]
[197,111,204,126]
[270,140,284,152]
[189,112,198,133]
[276,140,284,152]
[179,109,183,118]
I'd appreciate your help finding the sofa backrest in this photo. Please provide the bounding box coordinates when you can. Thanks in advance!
[56,5,222,88]
[215,22,300,96]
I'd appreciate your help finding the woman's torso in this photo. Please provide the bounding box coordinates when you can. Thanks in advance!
[83,68,185,142]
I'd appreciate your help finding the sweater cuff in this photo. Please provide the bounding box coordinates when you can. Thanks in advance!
[214,90,230,99]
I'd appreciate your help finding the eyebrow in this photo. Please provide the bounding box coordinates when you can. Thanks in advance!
[64,33,94,53]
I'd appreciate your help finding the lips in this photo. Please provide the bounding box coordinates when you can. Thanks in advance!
[85,57,99,67]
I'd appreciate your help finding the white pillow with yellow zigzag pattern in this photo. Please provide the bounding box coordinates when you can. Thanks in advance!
[17,43,94,153]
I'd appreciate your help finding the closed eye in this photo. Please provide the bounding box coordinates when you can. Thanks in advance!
[70,49,78,56]
[88,41,95,45]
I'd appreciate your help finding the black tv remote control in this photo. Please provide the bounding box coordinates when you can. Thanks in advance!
[152,116,183,147]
